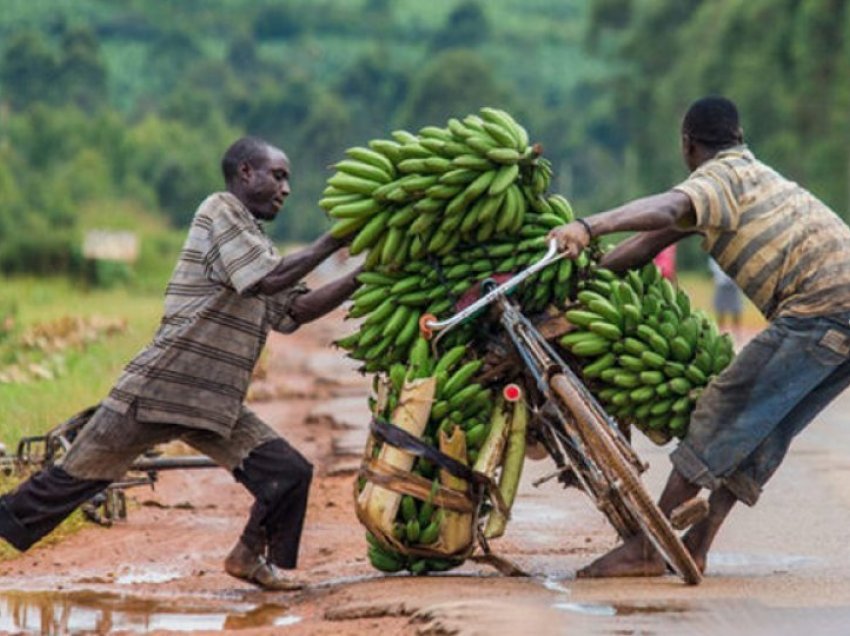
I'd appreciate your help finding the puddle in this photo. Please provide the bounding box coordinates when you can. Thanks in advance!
[541,576,570,595]
[115,567,181,585]
[0,590,300,634]
[544,576,620,620]
[553,601,617,617]
[548,598,850,636]
[708,552,818,574]
[509,500,573,524]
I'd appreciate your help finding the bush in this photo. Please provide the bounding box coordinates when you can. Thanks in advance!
[0,232,83,276]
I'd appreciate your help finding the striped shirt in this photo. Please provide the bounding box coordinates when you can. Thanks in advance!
[103,192,308,435]
[674,146,850,320]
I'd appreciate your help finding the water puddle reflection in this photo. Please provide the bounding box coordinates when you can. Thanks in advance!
[114,567,181,585]
[553,601,617,617]
[0,590,300,634]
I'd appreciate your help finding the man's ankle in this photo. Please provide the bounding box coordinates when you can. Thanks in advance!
[225,541,262,571]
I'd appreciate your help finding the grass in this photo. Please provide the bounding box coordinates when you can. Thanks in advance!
[0,277,165,445]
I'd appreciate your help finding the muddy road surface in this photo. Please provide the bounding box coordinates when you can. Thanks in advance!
[2,271,850,635]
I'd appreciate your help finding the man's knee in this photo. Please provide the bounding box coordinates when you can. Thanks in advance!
[235,438,312,500]
[265,438,312,480]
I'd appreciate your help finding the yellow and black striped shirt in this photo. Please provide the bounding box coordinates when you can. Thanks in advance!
[675,146,850,320]
[103,192,307,435]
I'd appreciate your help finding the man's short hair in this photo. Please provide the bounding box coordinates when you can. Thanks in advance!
[221,137,272,184]
[682,97,742,149]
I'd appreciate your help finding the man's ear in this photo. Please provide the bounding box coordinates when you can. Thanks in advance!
[735,126,744,144]
[238,161,253,183]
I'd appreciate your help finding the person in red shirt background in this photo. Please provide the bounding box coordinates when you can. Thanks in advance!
[653,243,677,282]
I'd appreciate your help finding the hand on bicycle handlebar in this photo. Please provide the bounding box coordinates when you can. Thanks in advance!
[548,220,592,260]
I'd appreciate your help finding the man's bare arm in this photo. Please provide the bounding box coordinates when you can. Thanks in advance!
[256,233,348,295]
[548,190,695,259]
[288,266,362,325]
[600,227,697,273]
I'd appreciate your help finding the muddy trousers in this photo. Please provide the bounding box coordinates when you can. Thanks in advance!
[0,407,312,569]
[233,438,312,568]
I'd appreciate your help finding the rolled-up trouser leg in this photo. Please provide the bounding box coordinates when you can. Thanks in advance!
[0,467,109,551]
[232,438,313,569]
[671,312,850,505]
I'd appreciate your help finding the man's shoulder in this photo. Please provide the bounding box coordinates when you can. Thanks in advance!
[196,191,244,217]
[696,145,752,175]
[193,193,264,236]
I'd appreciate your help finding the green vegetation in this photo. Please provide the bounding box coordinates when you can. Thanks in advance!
[0,278,163,443]
[1,1,847,278]
[0,277,164,558]
[0,0,605,275]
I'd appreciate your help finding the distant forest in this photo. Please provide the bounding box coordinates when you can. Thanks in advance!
[1,0,848,275]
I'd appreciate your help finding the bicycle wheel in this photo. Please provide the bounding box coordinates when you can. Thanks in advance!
[550,374,702,585]
[550,422,640,540]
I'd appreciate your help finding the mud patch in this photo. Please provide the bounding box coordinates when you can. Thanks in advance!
[325,600,412,621]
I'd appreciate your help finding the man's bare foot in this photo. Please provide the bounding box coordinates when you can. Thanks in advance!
[224,541,304,591]
[683,535,708,574]
[577,536,666,579]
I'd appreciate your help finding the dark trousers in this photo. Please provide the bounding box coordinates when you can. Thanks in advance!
[234,438,313,568]
[0,437,312,569]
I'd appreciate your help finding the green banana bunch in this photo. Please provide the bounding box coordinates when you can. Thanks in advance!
[559,263,735,441]
[323,107,554,268]
[334,192,584,375]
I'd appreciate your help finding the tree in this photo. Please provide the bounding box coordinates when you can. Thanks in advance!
[252,5,302,40]
[146,29,202,95]
[431,1,490,51]
[0,31,58,110]
[336,48,408,134]
[57,27,108,113]
[399,50,507,128]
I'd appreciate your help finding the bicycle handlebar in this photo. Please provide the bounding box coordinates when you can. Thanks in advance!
[420,238,564,338]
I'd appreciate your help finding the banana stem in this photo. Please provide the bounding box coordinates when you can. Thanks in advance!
[483,399,528,539]
[358,376,436,533]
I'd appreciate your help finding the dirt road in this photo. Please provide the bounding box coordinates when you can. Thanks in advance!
[1,279,850,634]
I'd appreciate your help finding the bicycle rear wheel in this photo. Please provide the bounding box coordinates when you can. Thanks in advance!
[550,374,702,585]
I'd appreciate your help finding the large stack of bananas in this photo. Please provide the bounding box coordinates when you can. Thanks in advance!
[559,263,735,441]
[334,108,576,577]
[322,107,546,259]
[327,107,578,373]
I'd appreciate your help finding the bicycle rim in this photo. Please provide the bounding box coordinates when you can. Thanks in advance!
[554,427,640,539]
[550,375,702,585]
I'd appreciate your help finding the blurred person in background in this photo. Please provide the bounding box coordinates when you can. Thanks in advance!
[0,136,360,591]
[653,243,677,283]
[709,257,743,345]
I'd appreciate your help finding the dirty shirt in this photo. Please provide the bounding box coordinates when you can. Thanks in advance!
[674,146,850,320]
[103,192,307,436]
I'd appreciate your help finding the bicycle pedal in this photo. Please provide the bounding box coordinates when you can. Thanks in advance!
[670,497,709,530]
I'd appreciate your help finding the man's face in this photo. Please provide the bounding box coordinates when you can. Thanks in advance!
[243,147,291,221]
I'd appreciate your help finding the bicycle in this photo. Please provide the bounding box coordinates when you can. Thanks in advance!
[419,239,703,585]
